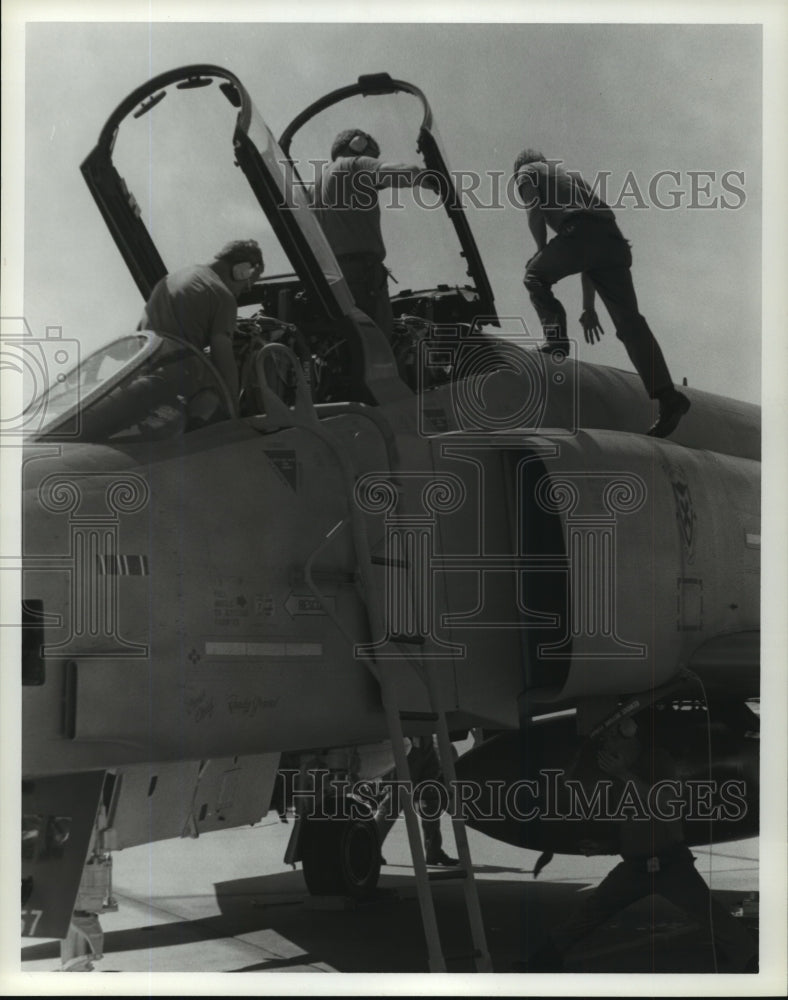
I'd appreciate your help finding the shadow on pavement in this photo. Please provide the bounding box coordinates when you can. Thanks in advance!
[212,870,756,974]
[21,868,757,974]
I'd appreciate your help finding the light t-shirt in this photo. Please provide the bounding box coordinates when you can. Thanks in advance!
[516,160,616,233]
[312,155,422,261]
[139,265,237,350]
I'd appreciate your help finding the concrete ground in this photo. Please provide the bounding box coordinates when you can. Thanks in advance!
[20,814,760,981]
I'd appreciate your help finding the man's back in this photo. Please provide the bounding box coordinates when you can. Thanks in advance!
[518,159,615,233]
[139,264,237,349]
[312,155,387,260]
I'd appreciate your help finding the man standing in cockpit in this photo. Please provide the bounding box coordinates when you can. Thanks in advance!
[312,130,438,337]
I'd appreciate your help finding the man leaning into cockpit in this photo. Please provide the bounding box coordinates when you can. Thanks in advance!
[138,238,264,404]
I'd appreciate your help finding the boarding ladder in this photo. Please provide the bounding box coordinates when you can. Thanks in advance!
[254,345,492,973]
[370,650,492,973]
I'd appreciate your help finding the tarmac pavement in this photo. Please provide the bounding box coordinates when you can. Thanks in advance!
[20,813,760,979]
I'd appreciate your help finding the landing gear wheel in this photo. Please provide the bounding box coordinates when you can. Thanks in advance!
[300,804,381,899]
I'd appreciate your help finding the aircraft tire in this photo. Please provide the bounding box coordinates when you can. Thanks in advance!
[301,801,381,898]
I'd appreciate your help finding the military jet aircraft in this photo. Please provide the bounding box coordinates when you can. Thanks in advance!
[18,66,759,971]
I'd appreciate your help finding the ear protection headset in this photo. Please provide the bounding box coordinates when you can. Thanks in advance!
[348,132,370,154]
[232,260,259,282]
[347,132,381,158]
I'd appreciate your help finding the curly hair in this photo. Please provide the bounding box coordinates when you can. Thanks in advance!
[213,239,263,268]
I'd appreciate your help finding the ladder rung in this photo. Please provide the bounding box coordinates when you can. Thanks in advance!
[371,554,409,568]
[311,570,356,584]
[353,462,490,976]
[428,868,468,881]
[390,633,426,646]
[399,711,439,723]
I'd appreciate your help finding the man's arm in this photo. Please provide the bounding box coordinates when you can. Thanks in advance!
[515,173,547,252]
[526,206,548,252]
[579,273,604,344]
[206,290,241,406]
[209,332,239,404]
[374,158,438,191]
[581,272,596,310]
[598,745,677,799]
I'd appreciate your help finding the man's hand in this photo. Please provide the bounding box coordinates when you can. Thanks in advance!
[209,331,240,409]
[597,748,631,778]
[580,308,604,344]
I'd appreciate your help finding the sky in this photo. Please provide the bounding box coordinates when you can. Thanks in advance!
[8,10,771,405]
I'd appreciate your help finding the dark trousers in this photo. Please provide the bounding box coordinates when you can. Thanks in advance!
[375,740,447,858]
[337,253,394,337]
[550,846,756,971]
[376,787,445,857]
[524,216,673,398]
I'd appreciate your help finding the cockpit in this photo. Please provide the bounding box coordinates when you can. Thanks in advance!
[28,331,235,442]
[28,66,501,440]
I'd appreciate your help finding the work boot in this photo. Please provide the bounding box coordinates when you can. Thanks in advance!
[647,389,690,438]
[425,849,459,866]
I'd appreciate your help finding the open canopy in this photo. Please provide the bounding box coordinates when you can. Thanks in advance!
[280,72,498,324]
[80,64,355,321]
